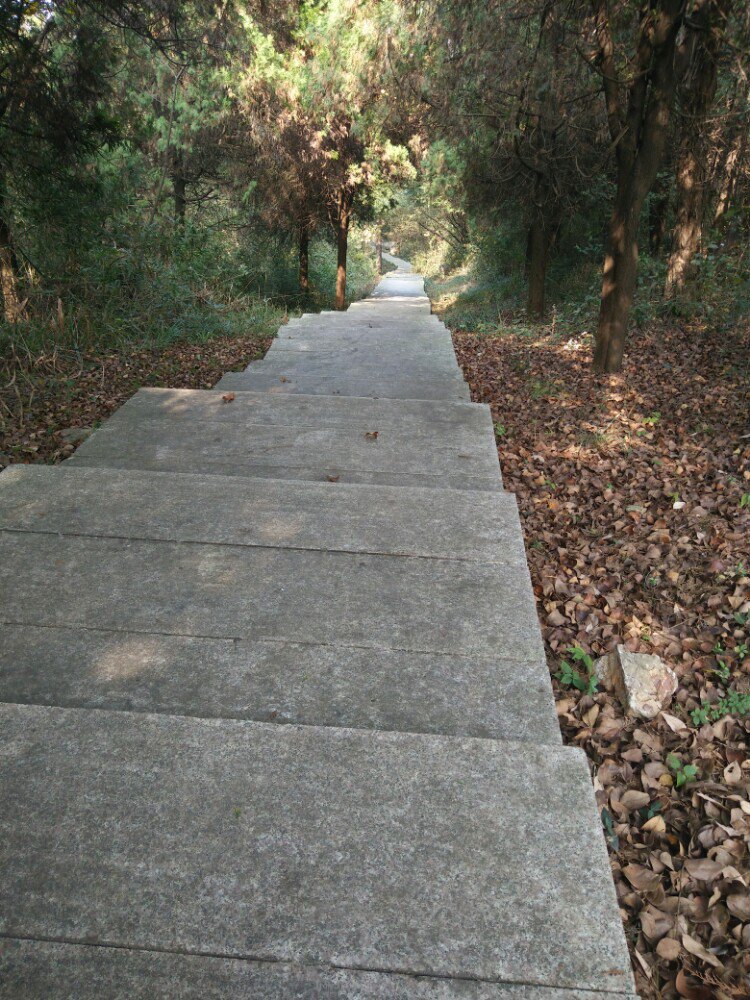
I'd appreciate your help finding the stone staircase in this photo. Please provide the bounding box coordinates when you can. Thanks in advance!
[0,268,637,997]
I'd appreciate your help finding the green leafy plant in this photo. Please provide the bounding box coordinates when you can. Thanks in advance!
[494,421,507,437]
[691,690,750,726]
[666,753,698,788]
[740,493,750,510]
[601,807,619,850]
[557,645,599,696]
[643,411,661,426]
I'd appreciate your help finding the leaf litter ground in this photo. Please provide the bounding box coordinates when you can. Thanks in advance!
[451,317,750,1000]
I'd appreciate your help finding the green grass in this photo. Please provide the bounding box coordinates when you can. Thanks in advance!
[1,224,378,356]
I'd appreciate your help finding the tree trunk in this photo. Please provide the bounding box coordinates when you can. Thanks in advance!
[665,144,704,295]
[172,150,186,227]
[173,173,186,227]
[335,189,352,310]
[526,215,549,317]
[0,206,22,325]
[665,0,725,296]
[375,231,383,276]
[713,128,746,224]
[594,184,642,373]
[648,175,669,255]
[299,223,310,294]
[590,0,684,373]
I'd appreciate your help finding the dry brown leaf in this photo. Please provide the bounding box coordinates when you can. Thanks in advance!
[655,936,681,961]
[681,933,724,969]
[662,712,687,732]
[621,790,650,811]
[642,815,667,834]
[623,863,662,892]
[726,893,750,920]
[683,859,725,882]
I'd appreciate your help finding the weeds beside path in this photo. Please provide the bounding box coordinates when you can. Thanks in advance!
[449,314,750,999]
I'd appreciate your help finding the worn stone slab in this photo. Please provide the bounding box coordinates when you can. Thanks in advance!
[246,355,465,382]
[0,532,544,661]
[282,311,444,327]
[267,332,455,352]
[68,389,501,491]
[0,705,635,995]
[0,624,560,741]
[265,337,457,363]
[215,370,471,401]
[0,940,638,1000]
[0,465,516,561]
[269,321,454,343]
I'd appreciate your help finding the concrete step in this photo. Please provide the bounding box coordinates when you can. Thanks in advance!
[0,704,635,997]
[68,388,501,491]
[0,940,638,1000]
[268,329,455,349]
[215,370,471,401]
[0,619,558,740]
[0,465,555,740]
[265,335,458,362]
[0,531,544,664]
[282,311,444,326]
[0,465,516,562]
[244,355,465,382]
[264,343,459,369]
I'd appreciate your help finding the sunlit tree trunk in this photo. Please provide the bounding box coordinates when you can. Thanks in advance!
[713,127,746,224]
[299,222,310,293]
[375,230,382,275]
[0,190,22,324]
[595,180,643,373]
[665,0,725,297]
[335,188,352,310]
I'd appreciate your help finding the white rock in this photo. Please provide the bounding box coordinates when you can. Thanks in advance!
[594,645,678,720]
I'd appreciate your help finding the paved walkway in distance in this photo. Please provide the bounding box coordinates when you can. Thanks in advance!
[0,265,637,998]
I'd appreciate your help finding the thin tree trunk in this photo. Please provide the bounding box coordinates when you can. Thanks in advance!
[713,129,746,224]
[335,189,352,310]
[0,204,22,324]
[665,144,704,295]
[648,175,669,255]
[527,215,549,317]
[299,223,310,294]
[665,0,725,296]
[173,170,187,227]
[375,231,383,275]
[594,182,642,373]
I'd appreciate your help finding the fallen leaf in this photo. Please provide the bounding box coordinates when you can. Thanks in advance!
[681,933,724,969]
[642,815,667,834]
[656,937,681,961]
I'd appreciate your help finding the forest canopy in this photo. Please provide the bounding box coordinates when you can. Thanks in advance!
[1,0,749,367]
